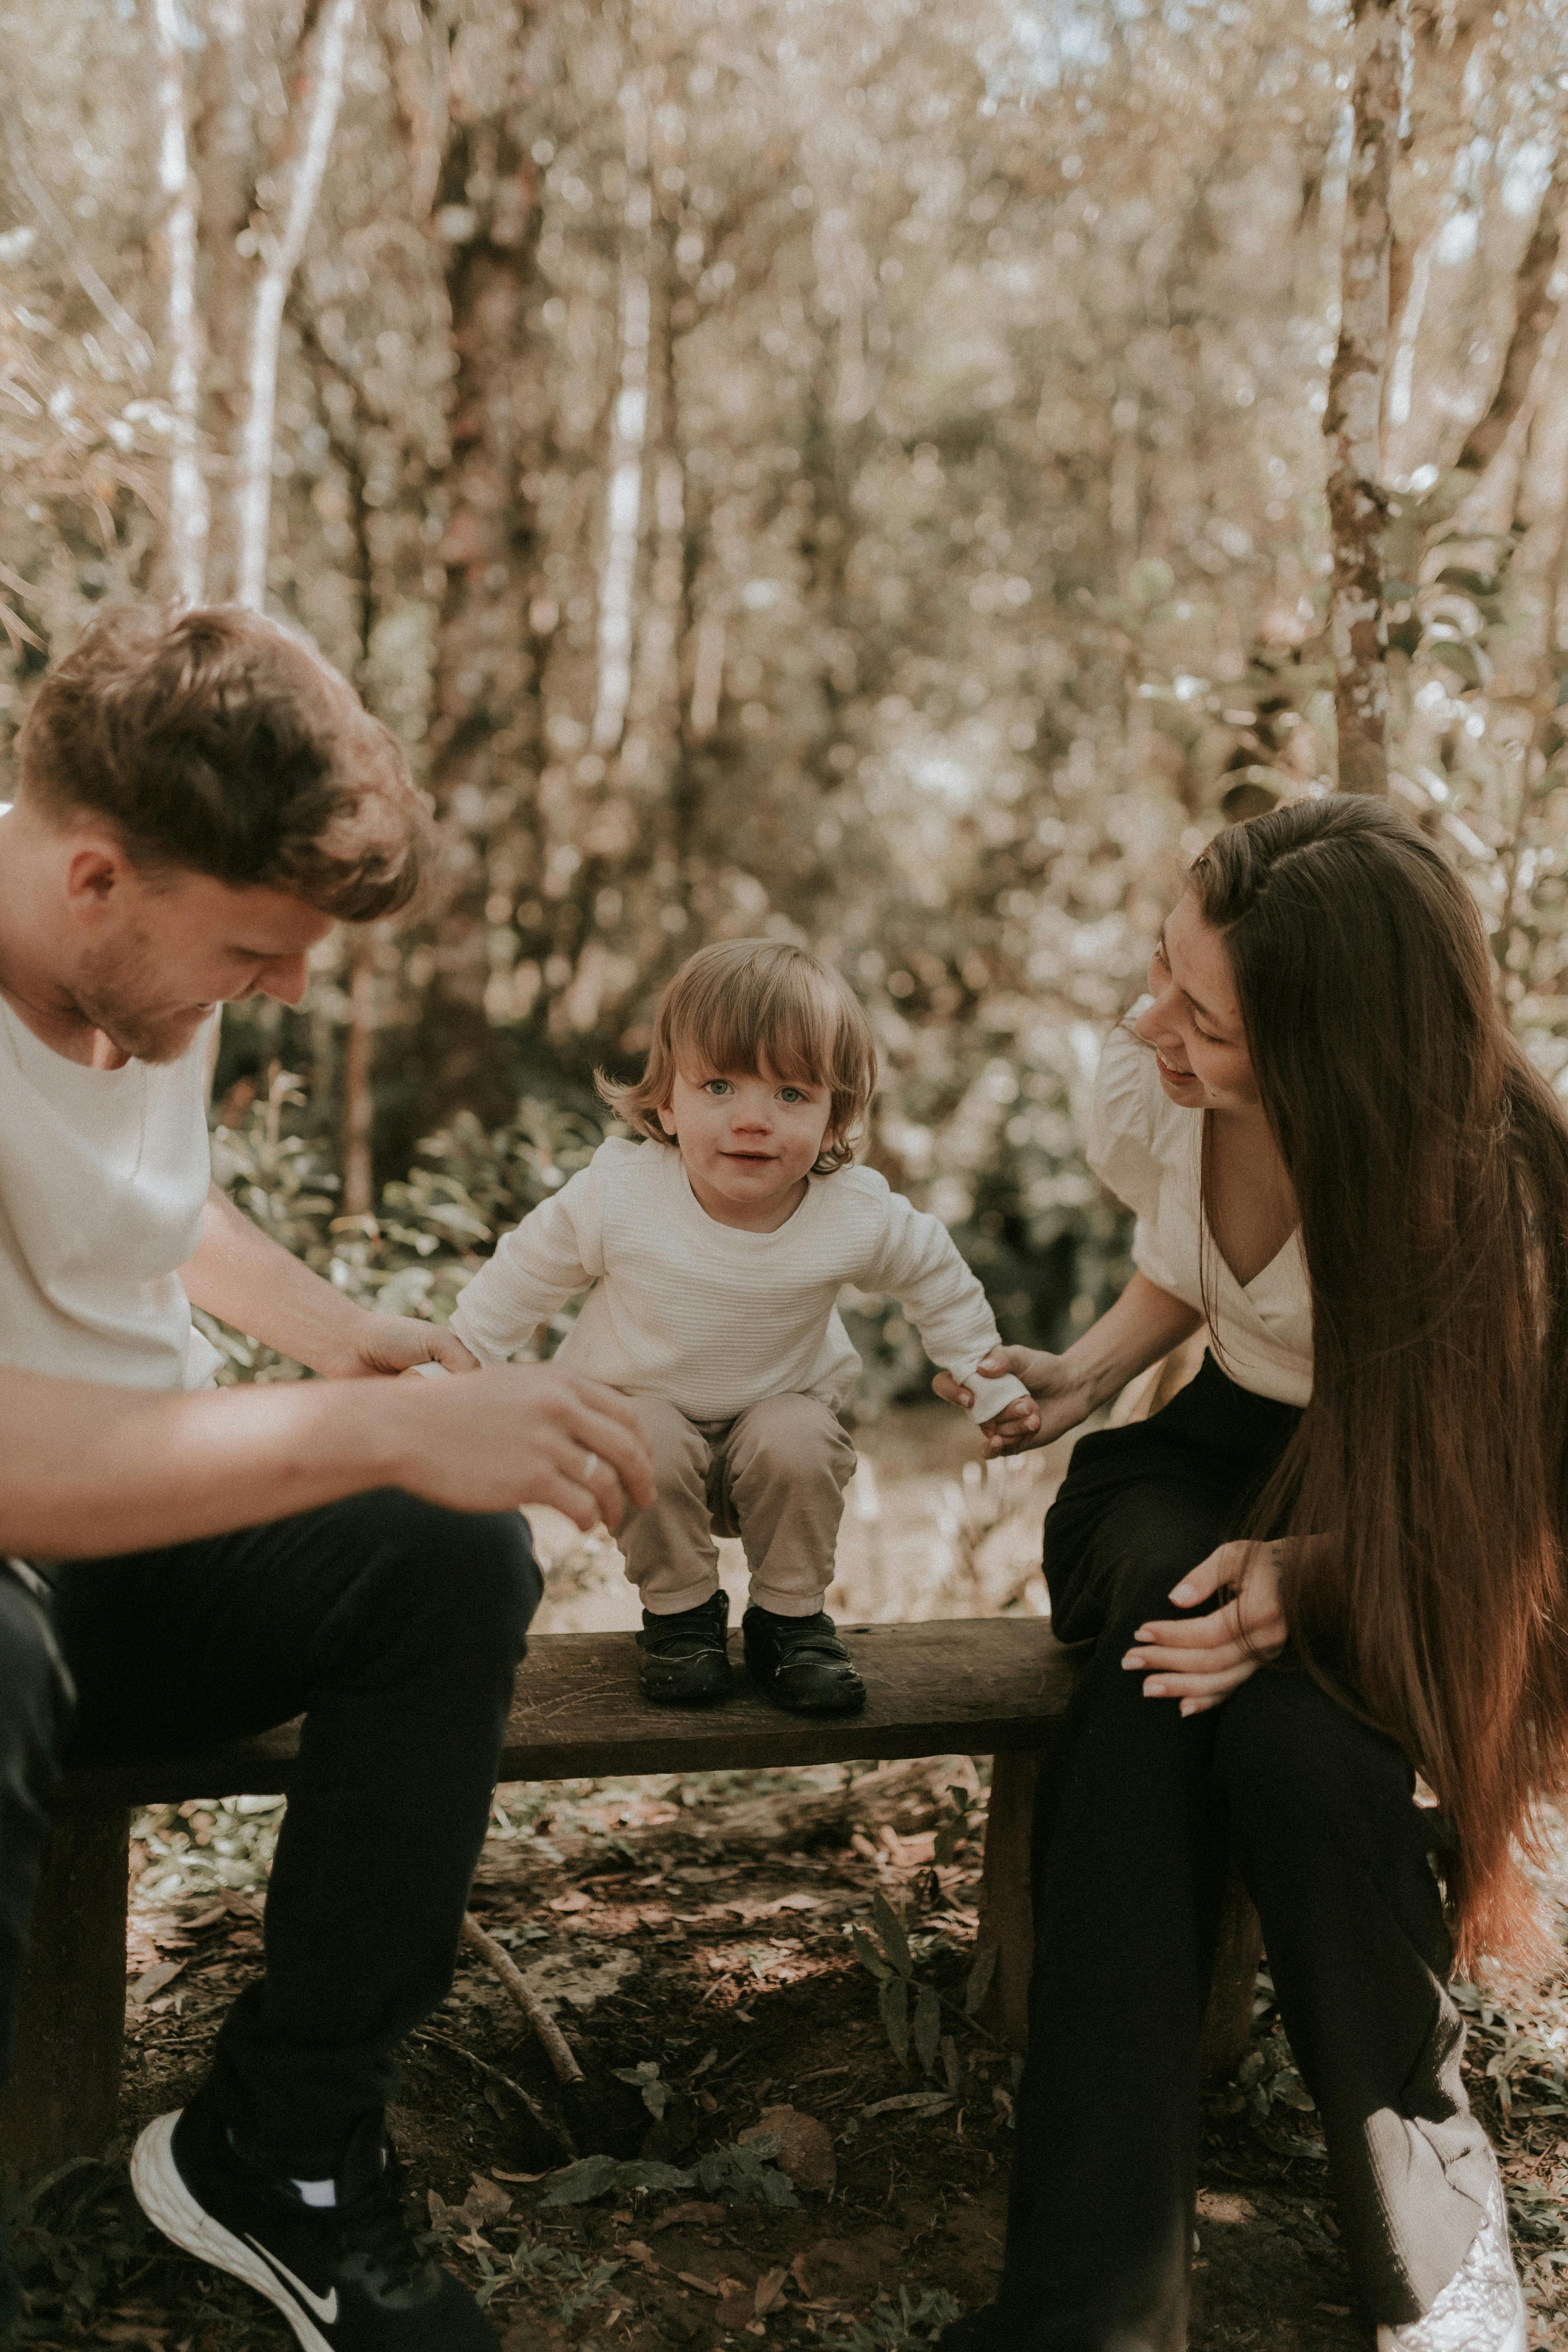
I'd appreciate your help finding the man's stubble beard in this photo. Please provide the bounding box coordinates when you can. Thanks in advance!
[74,931,210,1065]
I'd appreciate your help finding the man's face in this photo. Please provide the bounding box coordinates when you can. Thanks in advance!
[69,851,335,1064]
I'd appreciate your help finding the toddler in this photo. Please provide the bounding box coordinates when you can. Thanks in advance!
[449,939,1033,1715]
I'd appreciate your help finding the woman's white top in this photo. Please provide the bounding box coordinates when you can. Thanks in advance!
[0,997,222,1391]
[1086,1011,1313,1407]
[450,1135,1029,1426]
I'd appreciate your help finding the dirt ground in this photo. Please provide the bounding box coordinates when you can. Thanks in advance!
[5,1407,1566,2349]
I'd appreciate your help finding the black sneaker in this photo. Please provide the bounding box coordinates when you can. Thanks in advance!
[743,1605,866,1714]
[636,1589,734,1705]
[130,2095,498,2349]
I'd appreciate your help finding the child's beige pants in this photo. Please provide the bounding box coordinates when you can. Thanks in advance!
[622,1391,857,1618]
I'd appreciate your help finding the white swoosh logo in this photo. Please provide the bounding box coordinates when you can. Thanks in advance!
[246,2237,340,2327]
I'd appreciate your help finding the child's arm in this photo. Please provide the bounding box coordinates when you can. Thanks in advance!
[449,1169,603,1367]
[861,1190,1033,1428]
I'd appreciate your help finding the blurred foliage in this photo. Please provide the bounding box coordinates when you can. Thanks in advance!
[3,0,1568,1377]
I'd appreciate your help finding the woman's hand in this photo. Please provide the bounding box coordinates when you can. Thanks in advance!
[934,1345,1095,1457]
[1121,1539,1287,1717]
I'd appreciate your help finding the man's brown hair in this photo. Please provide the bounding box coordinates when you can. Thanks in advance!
[599,938,879,1174]
[15,603,432,919]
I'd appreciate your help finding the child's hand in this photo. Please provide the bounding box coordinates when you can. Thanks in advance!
[934,1345,1094,1456]
[978,1393,1041,1453]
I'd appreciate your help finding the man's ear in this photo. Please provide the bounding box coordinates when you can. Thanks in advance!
[62,839,132,923]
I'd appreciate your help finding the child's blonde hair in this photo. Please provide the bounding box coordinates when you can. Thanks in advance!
[598,939,878,1174]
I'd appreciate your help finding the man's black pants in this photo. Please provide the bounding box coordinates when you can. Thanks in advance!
[0,1488,541,2176]
[991,1356,1494,2350]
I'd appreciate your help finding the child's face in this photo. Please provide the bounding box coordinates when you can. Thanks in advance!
[658,1061,835,1230]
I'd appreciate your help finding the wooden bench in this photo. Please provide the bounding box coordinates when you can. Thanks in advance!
[0,1617,1261,2184]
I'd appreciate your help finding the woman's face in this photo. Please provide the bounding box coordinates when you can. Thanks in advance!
[1134,890,1260,1114]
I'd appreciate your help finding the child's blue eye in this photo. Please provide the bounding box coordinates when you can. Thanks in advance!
[702,1078,731,1096]
[779,1087,808,1103]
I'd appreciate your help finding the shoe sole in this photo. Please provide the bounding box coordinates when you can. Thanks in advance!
[130,2112,334,2352]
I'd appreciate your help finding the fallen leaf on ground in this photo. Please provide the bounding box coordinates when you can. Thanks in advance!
[754,2265,789,2314]
[861,2090,953,2118]
[677,2272,721,2295]
[649,2200,725,2231]
[128,1961,186,2005]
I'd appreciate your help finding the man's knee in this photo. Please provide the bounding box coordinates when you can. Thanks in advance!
[0,1574,72,1782]
[349,1490,542,1652]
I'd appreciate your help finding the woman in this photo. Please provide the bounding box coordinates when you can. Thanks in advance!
[935,795,1567,2352]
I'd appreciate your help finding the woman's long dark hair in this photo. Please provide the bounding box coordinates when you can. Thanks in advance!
[1191,795,1568,1971]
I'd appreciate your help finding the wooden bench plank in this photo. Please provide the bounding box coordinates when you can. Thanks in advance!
[63,1619,1081,1805]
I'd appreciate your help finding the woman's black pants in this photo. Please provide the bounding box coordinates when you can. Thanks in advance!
[0,1487,541,2177]
[983,1357,1494,2351]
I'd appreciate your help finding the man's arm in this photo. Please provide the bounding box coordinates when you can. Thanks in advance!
[0,1358,655,1559]
[182,1185,475,1377]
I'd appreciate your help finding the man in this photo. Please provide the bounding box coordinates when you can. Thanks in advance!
[0,603,654,2349]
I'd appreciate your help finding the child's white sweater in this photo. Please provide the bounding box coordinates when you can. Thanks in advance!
[449,1137,1030,1427]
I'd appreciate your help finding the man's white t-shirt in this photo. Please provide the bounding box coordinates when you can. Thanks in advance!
[0,996,221,1390]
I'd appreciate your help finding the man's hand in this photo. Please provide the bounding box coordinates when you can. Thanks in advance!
[1120,1540,1288,1717]
[392,1363,655,1533]
[317,1309,479,1380]
[935,1344,1094,1457]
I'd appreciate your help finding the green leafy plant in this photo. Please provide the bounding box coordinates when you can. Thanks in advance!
[851,1890,996,2073]
[819,2285,964,2348]
[611,2058,671,2118]
[536,2133,796,2211]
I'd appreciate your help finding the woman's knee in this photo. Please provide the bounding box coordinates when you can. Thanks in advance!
[1213,1661,1409,1835]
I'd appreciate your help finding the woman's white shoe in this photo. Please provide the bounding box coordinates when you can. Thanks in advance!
[1375,2177,1527,2352]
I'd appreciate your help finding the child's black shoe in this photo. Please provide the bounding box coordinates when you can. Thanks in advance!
[637,1590,734,1705]
[743,1605,866,1715]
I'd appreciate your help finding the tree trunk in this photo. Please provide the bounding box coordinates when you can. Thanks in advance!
[1325,0,1401,795]
[193,0,258,603]
[589,85,653,758]
[147,0,208,603]
[420,86,547,1127]
[1456,167,1568,479]
[233,0,359,611]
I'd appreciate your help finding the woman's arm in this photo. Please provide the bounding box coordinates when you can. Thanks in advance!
[936,1272,1202,1455]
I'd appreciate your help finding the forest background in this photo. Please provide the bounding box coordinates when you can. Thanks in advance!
[5,0,1568,1406]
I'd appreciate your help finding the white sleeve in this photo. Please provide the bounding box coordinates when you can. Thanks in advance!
[1086,1014,1166,1226]
[449,1164,603,1366]
[859,1188,1030,1425]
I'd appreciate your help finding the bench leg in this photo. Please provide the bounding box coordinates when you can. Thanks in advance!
[976,1747,1041,2049]
[0,1802,129,2185]
[1197,1861,1264,2080]
[976,1748,1261,2078]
